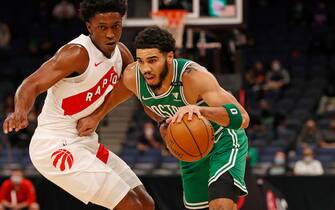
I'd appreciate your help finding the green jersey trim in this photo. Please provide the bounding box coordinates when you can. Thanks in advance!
[183,195,209,209]
[135,63,141,102]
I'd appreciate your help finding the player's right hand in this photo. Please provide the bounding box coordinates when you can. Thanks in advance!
[3,112,29,134]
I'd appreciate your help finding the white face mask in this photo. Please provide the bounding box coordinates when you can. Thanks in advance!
[144,128,154,137]
[11,176,22,184]
[304,156,313,163]
[272,63,281,71]
[274,158,285,165]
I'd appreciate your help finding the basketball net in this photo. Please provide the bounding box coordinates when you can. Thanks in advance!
[152,9,187,50]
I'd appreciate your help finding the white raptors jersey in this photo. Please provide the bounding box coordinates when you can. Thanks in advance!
[35,34,122,137]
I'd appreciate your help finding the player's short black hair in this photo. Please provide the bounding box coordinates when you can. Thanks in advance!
[80,0,128,22]
[134,26,176,53]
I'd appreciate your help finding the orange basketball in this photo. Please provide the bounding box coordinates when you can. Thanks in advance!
[165,114,214,162]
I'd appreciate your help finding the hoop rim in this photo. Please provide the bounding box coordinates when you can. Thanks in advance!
[152,9,188,27]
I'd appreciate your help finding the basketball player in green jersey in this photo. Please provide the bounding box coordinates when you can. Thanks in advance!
[77,26,250,210]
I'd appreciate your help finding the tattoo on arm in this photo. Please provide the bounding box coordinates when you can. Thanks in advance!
[184,67,197,74]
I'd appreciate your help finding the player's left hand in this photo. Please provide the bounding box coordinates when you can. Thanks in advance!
[167,105,203,124]
[77,115,100,137]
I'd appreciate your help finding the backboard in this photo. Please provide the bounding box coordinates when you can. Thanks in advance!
[124,0,243,27]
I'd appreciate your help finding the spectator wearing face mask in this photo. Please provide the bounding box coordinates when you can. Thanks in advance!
[293,147,324,176]
[137,121,162,153]
[0,166,39,210]
[297,119,322,148]
[268,151,287,175]
[264,59,290,93]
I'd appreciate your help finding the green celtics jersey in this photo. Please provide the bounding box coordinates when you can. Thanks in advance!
[136,58,221,136]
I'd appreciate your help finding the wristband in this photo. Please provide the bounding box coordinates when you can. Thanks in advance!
[223,104,242,129]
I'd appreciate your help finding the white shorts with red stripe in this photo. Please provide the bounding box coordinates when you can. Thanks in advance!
[29,131,142,209]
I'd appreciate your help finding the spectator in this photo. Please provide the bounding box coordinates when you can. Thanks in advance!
[52,1,76,20]
[259,99,274,131]
[289,0,307,25]
[297,119,322,148]
[137,121,162,153]
[245,61,266,97]
[246,116,271,144]
[268,151,287,175]
[311,1,328,27]
[264,59,290,94]
[0,22,10,47]
[0,21,12,60]
[293,147,324,175]
[0,166,39,210]
[320,117,335,148]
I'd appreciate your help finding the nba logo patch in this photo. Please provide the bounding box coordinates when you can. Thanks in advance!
[51,149,74,171]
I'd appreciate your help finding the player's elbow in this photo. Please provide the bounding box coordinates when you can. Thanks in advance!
[241,112,250,129]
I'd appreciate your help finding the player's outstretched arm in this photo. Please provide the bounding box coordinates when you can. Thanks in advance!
[3,44,88,134]
[169,69,250,129]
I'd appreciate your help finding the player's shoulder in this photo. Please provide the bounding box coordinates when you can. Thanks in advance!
[52,43,89,70]
[117,42,129,52]
[123,62,137,80]
[117,42,132,59]
[181,62,219,93]
[182,62,214,83]
[117,42,134,68]
[55,43,89,62]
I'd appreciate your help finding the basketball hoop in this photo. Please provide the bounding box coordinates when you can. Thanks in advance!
[152,9,187,50]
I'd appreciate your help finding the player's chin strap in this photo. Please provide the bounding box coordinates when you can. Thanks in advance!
[171,81,183,86]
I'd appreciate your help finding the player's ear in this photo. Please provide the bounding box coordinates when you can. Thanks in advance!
[166,51,174,65]
[86,22,92,34]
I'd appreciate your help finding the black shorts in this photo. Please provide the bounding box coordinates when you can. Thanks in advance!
[208,172,240,203]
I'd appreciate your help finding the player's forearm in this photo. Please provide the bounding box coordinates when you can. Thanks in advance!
[200,106,250,129]
[91,83,134,121]
[14,80,40,114]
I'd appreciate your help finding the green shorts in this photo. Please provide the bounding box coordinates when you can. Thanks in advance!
[179,128,248,209]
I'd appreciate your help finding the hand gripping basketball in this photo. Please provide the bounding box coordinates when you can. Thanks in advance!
[165,114,214,162]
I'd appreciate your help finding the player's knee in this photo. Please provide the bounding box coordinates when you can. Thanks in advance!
[0,204,4,210]
[29,202,40,210]
[209,198,234,210]
[114,190,143,210]
[140,193,155,210]
[133,186,155,210]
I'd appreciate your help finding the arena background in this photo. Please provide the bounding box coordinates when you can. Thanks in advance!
[1,0,335,209]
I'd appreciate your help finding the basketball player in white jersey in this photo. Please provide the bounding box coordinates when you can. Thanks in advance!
[2,0,154,209]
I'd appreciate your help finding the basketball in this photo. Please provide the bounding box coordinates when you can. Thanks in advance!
[165,114,214,162]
